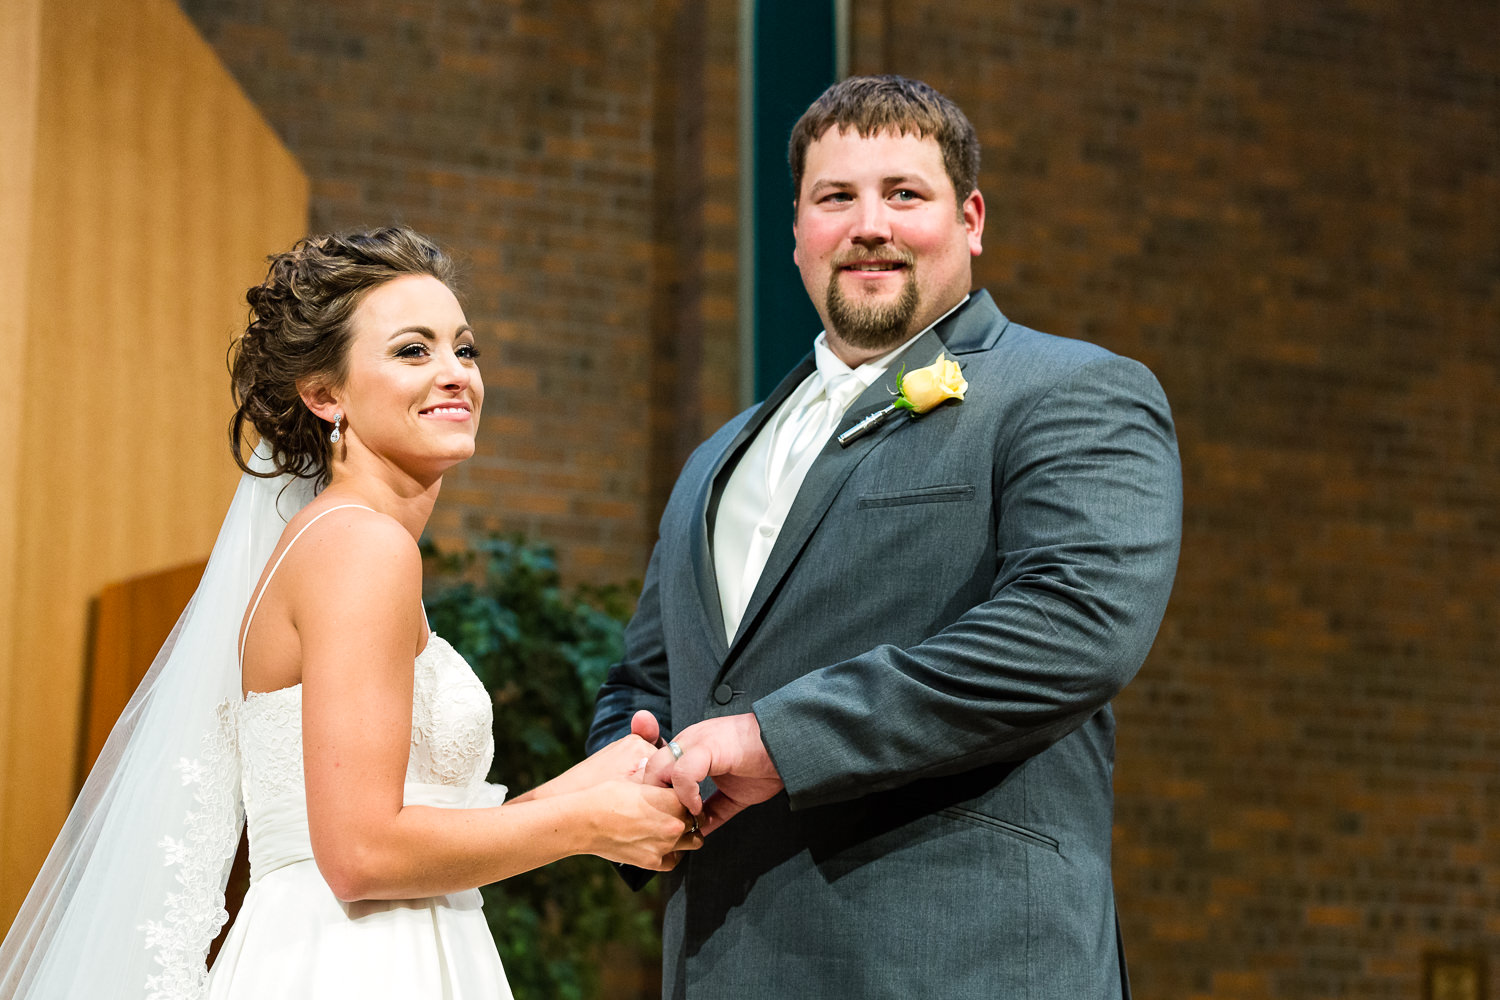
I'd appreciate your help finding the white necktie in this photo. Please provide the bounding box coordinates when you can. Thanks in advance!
[765,370,865,496]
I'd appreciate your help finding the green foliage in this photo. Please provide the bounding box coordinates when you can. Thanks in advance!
[891,363,917,412]
[422,535,656,1000]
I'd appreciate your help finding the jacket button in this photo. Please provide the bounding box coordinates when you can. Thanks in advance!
[713,683,734,705]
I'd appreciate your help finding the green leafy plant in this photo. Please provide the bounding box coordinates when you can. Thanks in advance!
[422,535,657,1000]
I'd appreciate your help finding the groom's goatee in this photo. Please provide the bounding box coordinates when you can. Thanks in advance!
[825,251,920,350]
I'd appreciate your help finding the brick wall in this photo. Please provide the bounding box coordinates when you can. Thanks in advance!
[183,1,1498,994]
[854,1,1500,995]
[182,0,710,584]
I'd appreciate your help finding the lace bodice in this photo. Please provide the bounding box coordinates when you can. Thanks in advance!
[237,634,497,836]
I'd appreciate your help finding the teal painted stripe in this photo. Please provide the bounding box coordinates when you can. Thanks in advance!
[742,1,842,401]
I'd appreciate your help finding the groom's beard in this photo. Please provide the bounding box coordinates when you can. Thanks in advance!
[825,251,920,352]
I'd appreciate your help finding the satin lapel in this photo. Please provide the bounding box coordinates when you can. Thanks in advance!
[724,329,956,661]
[688,354,817,662]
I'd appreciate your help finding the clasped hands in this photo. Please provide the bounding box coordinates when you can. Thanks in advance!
[575,709,783,870]
[629,709,785,838]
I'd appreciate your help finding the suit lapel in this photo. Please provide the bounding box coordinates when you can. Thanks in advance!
[722,293,1009,664]
[709,355,818,496]
[722,331,946,661]
[688,355,817,663]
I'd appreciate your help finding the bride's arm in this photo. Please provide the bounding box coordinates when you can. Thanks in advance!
[292,512,697,902]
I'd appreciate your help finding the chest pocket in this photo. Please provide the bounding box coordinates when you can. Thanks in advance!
[856,484,975,509]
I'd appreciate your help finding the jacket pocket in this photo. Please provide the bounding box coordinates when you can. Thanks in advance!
[939,807,1061,853]
[856,484,976,509]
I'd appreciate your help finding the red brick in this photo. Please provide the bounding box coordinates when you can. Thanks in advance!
[181,3,1500,995]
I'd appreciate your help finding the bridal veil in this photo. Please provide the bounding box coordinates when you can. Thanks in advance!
[0,449,314,999]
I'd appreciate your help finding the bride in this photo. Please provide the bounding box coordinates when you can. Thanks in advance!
[0,226,700,998]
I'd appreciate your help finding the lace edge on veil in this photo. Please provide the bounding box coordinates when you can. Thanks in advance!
[142,700,243,1000]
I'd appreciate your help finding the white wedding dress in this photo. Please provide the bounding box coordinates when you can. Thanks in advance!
[206,510,514,1000]
[0,468,518,1000]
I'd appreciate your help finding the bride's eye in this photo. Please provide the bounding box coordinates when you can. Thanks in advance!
[395,343,430,359]
[456,343,481,360]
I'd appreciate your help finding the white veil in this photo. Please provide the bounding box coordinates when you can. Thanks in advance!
[0,447,316,999]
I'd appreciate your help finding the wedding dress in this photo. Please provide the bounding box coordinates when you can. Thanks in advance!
[0,457,514,999]
[206,639,513,997]
[206,505,514,998]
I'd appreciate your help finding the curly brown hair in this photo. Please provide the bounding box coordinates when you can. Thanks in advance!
[228,226,456,484]
[788,75,980,216]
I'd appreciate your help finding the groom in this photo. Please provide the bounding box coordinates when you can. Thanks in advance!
[588,75,1181,998]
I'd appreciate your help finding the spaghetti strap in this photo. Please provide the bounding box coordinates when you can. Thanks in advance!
[239,504,375,662]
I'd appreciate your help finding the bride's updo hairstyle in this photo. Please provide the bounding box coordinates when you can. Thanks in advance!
[229,226,455,484]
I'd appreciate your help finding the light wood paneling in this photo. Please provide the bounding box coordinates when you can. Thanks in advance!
[0,0,308,930]
[0,0,43,904]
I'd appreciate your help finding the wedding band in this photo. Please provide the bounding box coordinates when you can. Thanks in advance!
[690,815,700,835]
[667,740,683,760]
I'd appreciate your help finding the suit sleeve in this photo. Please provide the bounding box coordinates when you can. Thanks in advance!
[754,355,1183,810]
[585,543,676,891]
[587,541,674,755]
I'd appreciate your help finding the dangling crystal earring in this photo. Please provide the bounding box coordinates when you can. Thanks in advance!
[330,413,342,444]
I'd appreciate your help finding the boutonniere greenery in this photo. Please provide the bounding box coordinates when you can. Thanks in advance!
[837,354,968,447]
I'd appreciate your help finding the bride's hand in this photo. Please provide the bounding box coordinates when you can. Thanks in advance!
[517,734,655,805]
[575,734,658,785]
[568,712,667,786]
[514,713,665,805]
[585,780,703,870]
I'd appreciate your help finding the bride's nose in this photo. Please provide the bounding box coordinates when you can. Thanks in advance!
[435,349,472,390]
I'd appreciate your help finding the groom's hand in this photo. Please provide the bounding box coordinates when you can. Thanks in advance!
[643,713,784,836]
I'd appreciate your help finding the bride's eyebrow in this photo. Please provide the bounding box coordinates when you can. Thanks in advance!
[387,325,474,341]
[388,326,437,340]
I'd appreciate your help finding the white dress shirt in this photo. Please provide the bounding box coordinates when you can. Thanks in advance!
[713,299,967,642]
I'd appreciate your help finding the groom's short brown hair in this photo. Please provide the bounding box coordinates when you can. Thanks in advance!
[788,75,981,210]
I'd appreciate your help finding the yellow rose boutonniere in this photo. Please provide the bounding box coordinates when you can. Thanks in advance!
[837,354,968,447]
[892,355,968,413]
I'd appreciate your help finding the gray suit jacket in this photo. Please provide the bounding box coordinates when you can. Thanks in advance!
[589,291,1182,999]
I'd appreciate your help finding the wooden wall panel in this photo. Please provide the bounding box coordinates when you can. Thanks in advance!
[82,561,207,777]
[0,0,308,930]
[0,0,43,908]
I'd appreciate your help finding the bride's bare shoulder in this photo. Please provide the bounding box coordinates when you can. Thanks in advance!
[275,502,420,592]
